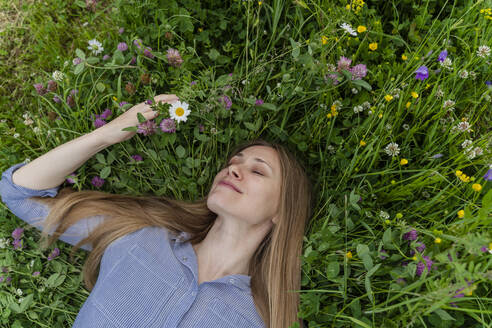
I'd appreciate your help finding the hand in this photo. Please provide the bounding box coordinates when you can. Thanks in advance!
[96,94,179,146]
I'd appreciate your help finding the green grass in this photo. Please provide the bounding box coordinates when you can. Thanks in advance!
[1,0,491,327]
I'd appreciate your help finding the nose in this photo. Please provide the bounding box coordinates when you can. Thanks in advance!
[228,163,241,179]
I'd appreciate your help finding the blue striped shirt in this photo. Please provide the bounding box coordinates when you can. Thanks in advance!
[1,162,266,328]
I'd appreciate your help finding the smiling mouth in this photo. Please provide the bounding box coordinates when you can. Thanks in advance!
[218,181,241,193]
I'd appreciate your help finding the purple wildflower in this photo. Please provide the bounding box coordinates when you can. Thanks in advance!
[6,277,11,284]
[228,73,233,77]
[220,95,232,110]
[130,56,136,65]
[34,83,46,95]
[483,169,492,181]
[117,42,128,51]
[416,255,433,276]
[452,287,465,299]
[415,66,429,81]
[119,101,129,107]
[255,99,264,106]
[91,176,105,188]
[73,57,83,65]
[137,120,157,136]
[166,48,183,67]
[401,261,409,267]
[12,239,23,250]
[431,153,444,159]
[118,27,124,34]
[0,276,3,283]
[143,47,155,59]
[47,80,58,92]
[1,267,8,273]
[326,73,341,85]
[190,81,197,86]
[103,54,111,61]
[198,124,204,132]
[67,94,75,107]
[145,99,153,105]
[447,252,453,262]
[66,173,77,184]
[337,56,352,72]
[403,229,418,241]
[159,118,176,133]
[70,89,78,96]
[32,271,40,276]
[11,228,24,240]
[131,154,143,162]
[53,95,61,103]
[437,50,448,62]
[133,39,143,50]
[47,247,60,261]
[396,278,406,284]
[486,81,492,86]
[101,108,112,119]
[379,249,388,260]
[350,64,367,80]
[481,246,488,253]
[416,242,426,253]
[93,118,107,128]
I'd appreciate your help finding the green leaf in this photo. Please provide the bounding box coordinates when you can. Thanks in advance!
[96,82,106,93]
[356,244,370,256]
[351,79,372,91]
[122,126,138,132]
[117,72,123,100]
[290,38,300,58]
[364,263,381,304]
[434,308,455,321]
[261,103,277,111]
[361,253,374,271]
[113,50,125,65]
[326,261,340,279]
[75,48,86,60]
[244,122,257,131]
[176,145,186,158]
[340,69,352,80]
[74,63,85,75]
[383,228,392,246]
[137,112,146,123]
[148,149,157,160]
[208,49,220,61]
[19,294,34,312]
[107,150,116,165]
[86,57,100,65]
[100,166,111,179]
[45,273,66,288]
[96,153,106,165]
[9,302,21,314]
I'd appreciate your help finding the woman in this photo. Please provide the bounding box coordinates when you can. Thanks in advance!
[0,94,313,328]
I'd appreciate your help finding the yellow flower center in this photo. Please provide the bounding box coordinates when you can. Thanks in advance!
[175,107,184,116]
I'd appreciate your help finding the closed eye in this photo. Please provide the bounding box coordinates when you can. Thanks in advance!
[253,170,263,176]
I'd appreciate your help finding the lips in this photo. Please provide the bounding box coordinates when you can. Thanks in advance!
[218,180,242,193]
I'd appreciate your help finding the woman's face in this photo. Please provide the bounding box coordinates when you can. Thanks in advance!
[207,145,282,225]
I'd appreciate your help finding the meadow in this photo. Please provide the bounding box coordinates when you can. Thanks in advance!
[0,0,491,327]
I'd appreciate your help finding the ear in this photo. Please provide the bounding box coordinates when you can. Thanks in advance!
[271,214,279,225]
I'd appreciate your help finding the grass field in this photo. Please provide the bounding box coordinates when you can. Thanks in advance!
[0,0,491,327]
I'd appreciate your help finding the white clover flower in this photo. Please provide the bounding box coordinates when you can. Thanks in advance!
[13,133,20,138]
[379,211,390,220]
[63,60,69,67]
[33,126,41,134]
[340,23,357,36]
[168,101,191,123]
[440,57,453,70]
[466,148,476,159]
[16,289,22,296]
[385,123,392,130]
[476,45,490,58]
[353,105,363,113]
[436,87,444,99]
[0,119,6,123]
[326,63,336,72]
[473,147,483,156]
[456,121,471,133]
[0,238,7,249]
[403,124,410,130]
[458,70,469,79]
[18,297,24,304]
[385,142,400,157]
[443,99,455,109]
[22,112,29,120]
[23,118,34,126]
[469,71,476,80]
[461,139,473,149]
[362,101,371,109]
[52,70,64,81]
[327,145,336,154]
[87,39,104,55]
[351,88,358,94]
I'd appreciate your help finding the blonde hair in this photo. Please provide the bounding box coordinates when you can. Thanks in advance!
[30,139,313,328]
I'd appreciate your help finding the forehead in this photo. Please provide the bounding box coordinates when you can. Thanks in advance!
[234,146,280,167]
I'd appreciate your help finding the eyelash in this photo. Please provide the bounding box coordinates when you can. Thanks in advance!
[226,163,263,176]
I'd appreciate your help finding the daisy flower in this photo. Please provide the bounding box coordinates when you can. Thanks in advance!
[169,101,191,123]
[87,39,104,55]
[340,23,357,36]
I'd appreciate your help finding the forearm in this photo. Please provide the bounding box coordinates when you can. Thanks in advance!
[12,129,111,190]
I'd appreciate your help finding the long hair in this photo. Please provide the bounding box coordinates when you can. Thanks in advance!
[30,139,313,328]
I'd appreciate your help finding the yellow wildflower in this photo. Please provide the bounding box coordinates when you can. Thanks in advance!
[412,256,417,261]
[369,42,378,51]
[112,96,118,101]
[489,242,492,250]
[435,238,442,244]
[322,36,328,45]
[258,1,262,5]
[470,176,475,181]
[346,4,351,10]
[326,113,332,119]
[411,91,419,98]
[346,251,353,259]
[472,183,482,192]
[198,27,203,32]
[360,140,367,146]
[400,158,408,165]
[385,94,393,102]
[455,170,463,177]
[425,83,431,89]
[391,180,396,184]
[406,102,411,109]
[402,54,408,60]
[459,174,470,182]
[457,210,465,218]
[378,113,383,118]
[357,25,367,33]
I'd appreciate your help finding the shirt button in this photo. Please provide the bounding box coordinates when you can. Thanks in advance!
[228,278,235,284]
[181,256,187,261]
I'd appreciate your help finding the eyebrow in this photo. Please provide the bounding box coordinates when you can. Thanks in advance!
[232,152,273,173]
